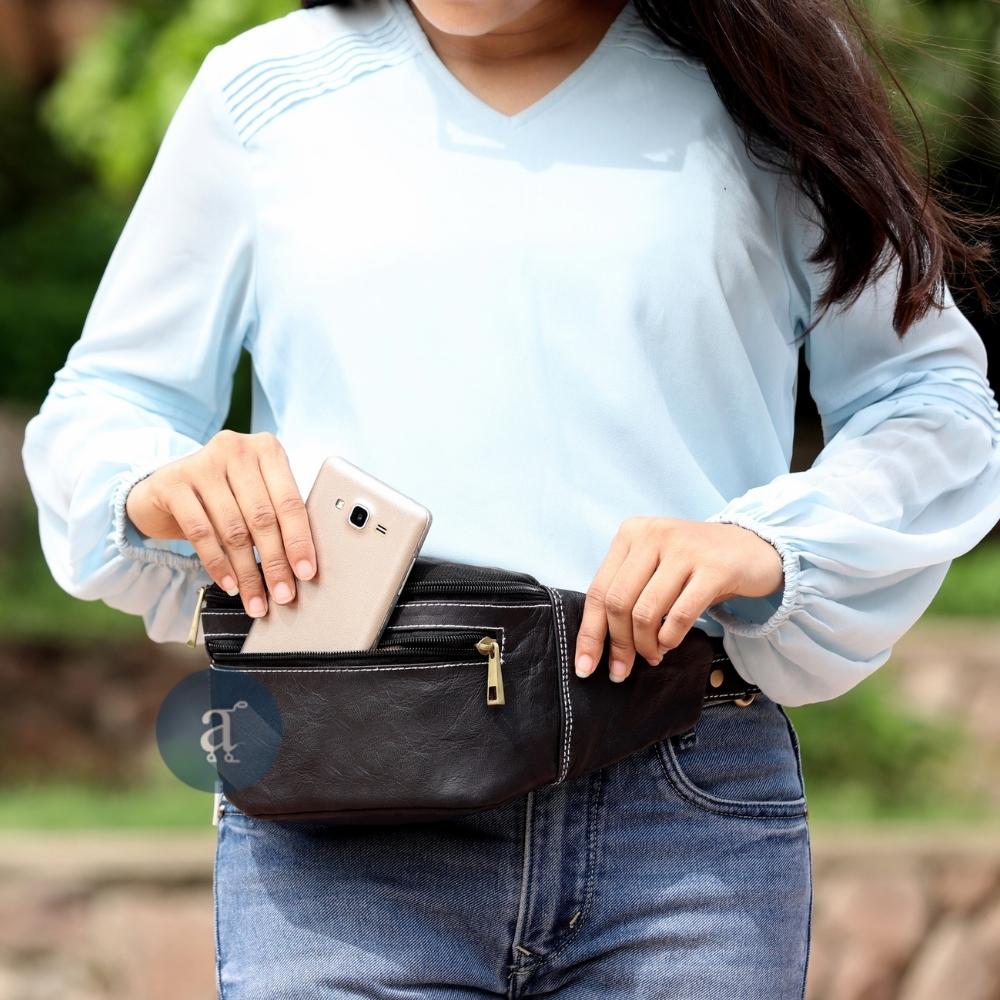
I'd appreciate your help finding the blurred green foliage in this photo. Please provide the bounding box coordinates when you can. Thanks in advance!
[37,0,1000,194]
[873,0,1000,162]
[0,0,997,410]
[923,542,1000,617]
[788,670,974,824]
[0,517,995,827]
[0,0,295,409]
[0,72,124,403]
[0,0,998,829]
[0,483,146,642]
[0,756,209,830]
[0,651,990,829]
[42,0,296,195]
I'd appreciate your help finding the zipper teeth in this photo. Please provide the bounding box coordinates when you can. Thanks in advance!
[201,577,545,609]
[208,628,493,662]
[405,579,544,595]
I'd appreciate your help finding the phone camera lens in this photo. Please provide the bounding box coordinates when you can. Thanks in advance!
[349,504,369,528]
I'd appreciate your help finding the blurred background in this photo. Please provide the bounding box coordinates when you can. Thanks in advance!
[0,1,998,998]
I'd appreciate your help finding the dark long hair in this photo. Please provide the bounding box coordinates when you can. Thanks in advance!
[303,0,998,338]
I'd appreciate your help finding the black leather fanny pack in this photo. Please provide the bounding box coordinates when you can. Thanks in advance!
[197,555,759,824]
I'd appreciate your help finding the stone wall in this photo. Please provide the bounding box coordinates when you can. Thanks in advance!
[0,834,214,1000]
[809,832,1000,1000]
[2,830,998,999]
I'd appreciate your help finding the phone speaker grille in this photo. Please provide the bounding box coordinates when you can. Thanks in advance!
[375,524,387,534]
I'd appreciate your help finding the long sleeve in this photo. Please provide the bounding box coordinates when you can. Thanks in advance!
[21,45,256,644]
[704,176,1000,707]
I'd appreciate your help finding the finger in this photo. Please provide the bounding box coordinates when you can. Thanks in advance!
[657,571,720,652]
[208,479,269,619]
[631,560,689,666]
[575,534,630,678]
[162,483,239,595]
[257,440,316,582]
[196,478,263,601]
[227,455,296,609]
[603,546,659,682]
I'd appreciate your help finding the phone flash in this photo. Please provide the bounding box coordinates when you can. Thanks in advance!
[335,498,345,509]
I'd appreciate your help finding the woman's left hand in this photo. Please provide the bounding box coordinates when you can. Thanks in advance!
[574,517,784,681]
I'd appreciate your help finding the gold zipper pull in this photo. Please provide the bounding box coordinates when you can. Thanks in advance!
[476,636,504,706]
[187,585,208,648]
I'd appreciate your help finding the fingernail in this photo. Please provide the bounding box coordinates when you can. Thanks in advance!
[610,659,628,681]
[273,582,293,604]
[575,654,593,678]
[222,576,238,596]
[295,560,315,580]
[248,596,267,618]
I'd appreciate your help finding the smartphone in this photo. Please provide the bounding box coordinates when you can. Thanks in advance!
[240,455,433,654]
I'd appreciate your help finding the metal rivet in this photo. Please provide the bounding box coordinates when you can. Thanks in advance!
[709,668,724,689]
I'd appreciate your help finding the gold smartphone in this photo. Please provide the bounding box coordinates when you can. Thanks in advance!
[240,455,433,654]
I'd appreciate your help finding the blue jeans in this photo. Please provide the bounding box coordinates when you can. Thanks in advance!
[214,693,812,999]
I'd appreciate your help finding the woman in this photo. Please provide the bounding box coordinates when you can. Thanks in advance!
[21,0,1000,996]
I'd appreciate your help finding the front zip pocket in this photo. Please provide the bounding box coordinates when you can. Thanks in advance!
[194,559,549,633]
[210,626,506,707]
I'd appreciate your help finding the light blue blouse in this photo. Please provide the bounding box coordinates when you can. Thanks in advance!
[21,0,1000,705]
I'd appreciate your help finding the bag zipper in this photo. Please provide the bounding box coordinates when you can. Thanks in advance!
[209,627,506,707]
[187,584,208,647]
[193,570,547,626]
[403,578,547,599]
[191,564,542,702]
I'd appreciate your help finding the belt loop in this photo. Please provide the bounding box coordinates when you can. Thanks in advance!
[675,728,698,751]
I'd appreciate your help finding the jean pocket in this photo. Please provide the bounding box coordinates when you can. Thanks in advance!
[654,696,808,820]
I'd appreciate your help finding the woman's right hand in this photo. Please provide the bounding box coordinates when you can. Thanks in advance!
[125,430,316,618]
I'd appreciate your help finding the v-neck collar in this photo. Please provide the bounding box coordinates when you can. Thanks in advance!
[390,0,636,130]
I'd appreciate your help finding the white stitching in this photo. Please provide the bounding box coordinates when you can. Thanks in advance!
[211,661,479,674]
[395,601,550,610]
[549,587,573,784]
[202,602,549,616]
[703,691,759,704]
[560,592,573,782]
[558,590,573,782]
[208,626,505,670]
[546,586,563,778]
[384,623,502,634]
[205,623,505,643]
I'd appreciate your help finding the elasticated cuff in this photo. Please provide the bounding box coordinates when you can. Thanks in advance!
[110,463,204,573]
[702,511,802,638]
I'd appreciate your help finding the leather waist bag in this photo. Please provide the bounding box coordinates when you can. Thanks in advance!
[198,555,760,823]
